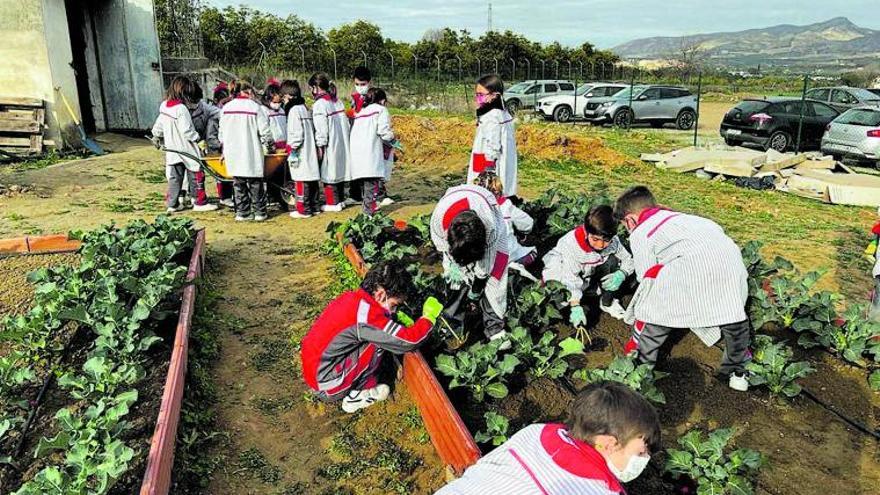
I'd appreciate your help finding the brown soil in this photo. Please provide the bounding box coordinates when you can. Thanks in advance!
[0,253,79,316]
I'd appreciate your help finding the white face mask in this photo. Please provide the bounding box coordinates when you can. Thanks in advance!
[607,454,650,483]
[355,85,369,96]
[269,102,281,110]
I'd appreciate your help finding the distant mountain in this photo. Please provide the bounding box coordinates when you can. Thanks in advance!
[612,17,880,71]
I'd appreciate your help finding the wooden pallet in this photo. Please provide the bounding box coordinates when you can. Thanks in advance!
[0,97,44,154]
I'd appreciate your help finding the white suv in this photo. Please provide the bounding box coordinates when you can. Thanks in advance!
[536,83,627,122]
[503,80,576,113]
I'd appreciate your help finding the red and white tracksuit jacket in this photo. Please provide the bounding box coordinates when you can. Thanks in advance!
[624,207,748,352]
[436,423,626,495]
[301,289,432,398]
[430,184,510,318]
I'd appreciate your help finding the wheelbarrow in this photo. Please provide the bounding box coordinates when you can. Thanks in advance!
[151,140,300,210]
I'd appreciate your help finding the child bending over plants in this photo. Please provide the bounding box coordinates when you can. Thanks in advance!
[300,261,444,413]
[435,381,661,494]
[474,171,538,273]
[542,205,634,328]
[866,206,880,321]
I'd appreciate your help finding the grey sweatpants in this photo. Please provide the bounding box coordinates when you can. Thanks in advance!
[166,163,194,208]
[361,177,382,215]
[635,319,751,375]
[233,177,267,217]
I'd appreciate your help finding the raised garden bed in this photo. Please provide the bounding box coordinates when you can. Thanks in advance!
[329,194,880,494]
[0,218,205,495]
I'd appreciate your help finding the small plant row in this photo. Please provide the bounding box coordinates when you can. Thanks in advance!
[1,216,195,494]
[743,241,880,391]
[665,427,765,495]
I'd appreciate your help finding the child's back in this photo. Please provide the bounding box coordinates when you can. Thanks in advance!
[312,95,351,184]
[219,96,271,178]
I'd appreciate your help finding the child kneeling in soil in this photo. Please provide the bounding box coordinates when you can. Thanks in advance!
[436,381,660,494]
[300,261,443,413]
[474,171,537,271]
[865,206,880,321]
[218,81,274,221]
[543,205,634,327]
[350,88,397,215]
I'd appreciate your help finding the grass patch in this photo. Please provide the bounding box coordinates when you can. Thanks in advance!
[252,395,297,416]
[237,447,283,484]
[248,336,294,373]
[137,169,167,184]
[103,197,139,213]
[3,150,90,172]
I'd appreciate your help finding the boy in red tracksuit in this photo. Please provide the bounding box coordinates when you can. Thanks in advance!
[301,261,444,413]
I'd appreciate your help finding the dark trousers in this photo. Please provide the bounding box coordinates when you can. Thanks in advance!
[216,181,233,200]
[295,181,320,215]
[361,177,382,215]
[349,179,363,202]
[233,177,267,217]
[635,320,751,375]
[443,286,505,340]
[166,164,205,207]
[378,179,388,200]
[323,182,346,206]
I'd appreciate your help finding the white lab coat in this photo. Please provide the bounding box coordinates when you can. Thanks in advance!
[218,96,272,178]
[468,108,518,196]
[497,197,535,262]
[430,185,510,318]
[312,95,351,184]
[542,227,634,302]
[350,103,395,180]
[286,104,320,182]
[263,105,288,146]
[151,100,202,172]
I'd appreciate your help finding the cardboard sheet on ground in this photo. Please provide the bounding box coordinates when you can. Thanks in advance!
[790,169,880,206]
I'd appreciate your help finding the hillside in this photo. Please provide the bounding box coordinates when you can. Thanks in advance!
[613,17,880,70]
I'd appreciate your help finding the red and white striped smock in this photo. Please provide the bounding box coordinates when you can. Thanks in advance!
[436,423,626,495]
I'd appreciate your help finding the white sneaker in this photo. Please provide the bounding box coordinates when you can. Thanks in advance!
[509,262,538,282]
[234,215,251,222]
[321,203,345,213]
[729,372,749,392]
[253,214,268,222]
[489,330,511,351]
[219,198,235,208]
[192,203,219,212]
[379,197,395,207]
[341,384,391,413]
[343,198,358,206]
[289,211,312,219]
[166,204,185,214]
[599,300,627,320]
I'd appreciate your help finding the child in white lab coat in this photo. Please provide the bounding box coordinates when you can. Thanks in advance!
[151,76,208,213]
[469,74,518,197]
[473,171,536,268]
[309,72,351,212]
[285,80,321,219]
[218,80,274,222]
[350,88,396,215]
[262,79,287,149]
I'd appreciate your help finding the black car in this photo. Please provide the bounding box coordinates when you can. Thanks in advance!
[720,97,840,152]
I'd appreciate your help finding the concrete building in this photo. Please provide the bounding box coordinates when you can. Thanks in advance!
[1,0,164,149]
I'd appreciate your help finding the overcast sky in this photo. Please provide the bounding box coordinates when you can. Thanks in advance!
[206,1,880,48]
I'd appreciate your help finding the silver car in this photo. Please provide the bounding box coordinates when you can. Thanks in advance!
[536,83,627,122]
[588,85,698,130]
[805,87,880,113]
[821,106,880,164]
[503,80,575,113]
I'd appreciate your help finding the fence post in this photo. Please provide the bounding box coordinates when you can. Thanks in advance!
[477,59,482,78]
[387,51,395,82]
[567,60,572,79]
[361,49,367,68]
[600,63,605,81]
[590,61,595,81]
[627,65,635,130]
[795,74,809,152]
[493,57,499,75]
[541,60,546,79]
[525,59,531,81]
[579,61,584,81]
[455,55,462,82]
[435,55,441,81]
[693,71,702,147]
[510,58,516,81]
[554,60,559,79]
[573,69,578,126]
[299,46,305,71]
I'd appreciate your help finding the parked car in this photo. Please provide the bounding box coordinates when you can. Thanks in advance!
[587,85,698,130]
[719,97,840,152]
[503,80,575,113]
[535,83,627,122]
[821,106,880,165]
[804,86,880,112]
[868,88,880,98]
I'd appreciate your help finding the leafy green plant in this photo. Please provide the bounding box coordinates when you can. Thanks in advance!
[474,411,509,446]
[507,280,569,332]
[665,428,764,495]
[798,304,880,366]
[573,354,669,404]
[749,269,838,333]
[745,335,814,397]
[869,370,880,391]
[435,340,520,401]
[509,327,584,379]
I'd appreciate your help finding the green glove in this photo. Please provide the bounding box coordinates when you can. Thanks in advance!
[570,305,587,327]
[443,262,465,285]
[601,270,626,292]
[396,311,415,327]
[422,297,444,324]
[467,288,482,301]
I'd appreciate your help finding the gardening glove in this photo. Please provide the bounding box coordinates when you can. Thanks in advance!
[443,262,465,286]
[865,239,877,260]
[389,139,403,151]
[149,135,164,150]
[601,270,627,292]
[569,305,587,327]
[467,288,482,301]
[421,297,444,324]
[198,140,207,153]
[396,311,414,327]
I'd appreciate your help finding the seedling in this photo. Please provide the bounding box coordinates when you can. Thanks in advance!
[745,335,814,398]
[573,354,669,404]
[474,411,510,446]
[509,327,584,379]
[665,428,764,495]
[435,340,520,401]
[749,268,838,333]
[798,304,880,366]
